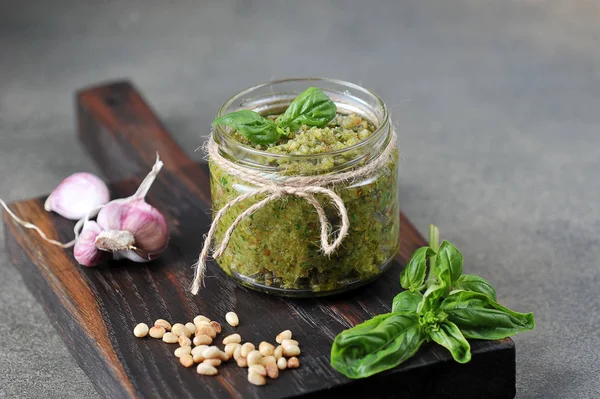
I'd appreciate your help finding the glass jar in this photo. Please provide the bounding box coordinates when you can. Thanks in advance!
[210,78,399,297]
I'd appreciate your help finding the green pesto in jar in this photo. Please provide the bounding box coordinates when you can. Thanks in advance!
[210,113,399,293]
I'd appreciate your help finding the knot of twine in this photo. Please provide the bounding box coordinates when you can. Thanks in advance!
[190,128,397,294]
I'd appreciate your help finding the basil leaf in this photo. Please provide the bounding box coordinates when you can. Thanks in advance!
[417,280,447,314]
[434,240,463,286]
[276,87,337,131]
[440,291,535,340]
[454,274,497,301]
[428,320,471,363]
[213,110,280,145]
[400,246,435,291]
[392,291,423,313]
[330,312,425,379]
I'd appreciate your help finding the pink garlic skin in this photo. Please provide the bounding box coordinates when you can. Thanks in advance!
[73,221,107,266]
[44,173,110,220]
[97,199,169,261]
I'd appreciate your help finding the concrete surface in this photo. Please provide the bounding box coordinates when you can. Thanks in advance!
[1,0,599,398]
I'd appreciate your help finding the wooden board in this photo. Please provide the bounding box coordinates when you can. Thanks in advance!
[2,81,516,399]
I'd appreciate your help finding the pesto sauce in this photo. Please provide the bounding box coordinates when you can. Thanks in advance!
[210,114,399,293]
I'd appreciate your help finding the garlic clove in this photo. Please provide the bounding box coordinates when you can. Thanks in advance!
[73,221,108,266]
[44,173,110,220]
[96,200,124,231]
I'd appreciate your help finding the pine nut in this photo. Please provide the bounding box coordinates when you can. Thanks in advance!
[196,325,216,339]
[154,319,171,331]
[191,345,208,358]
[223,334,241,345]
[174,346,191,358]
[225,312,239,327]
[197,363,218,376]
[247,350,262,366]
[193,353,204,364]
[209,321,222,334]
[276,330,292,344]
[194,315,211,326]
[178,335,192,347]
[162,332,178,344]
[193,335,213,346]
[185,322,196,336]
[233,345,243,361]
[203,346,221,359]
[236,357,248,368]
[149,326,165,339]
[203,358,222,367]
[241,343,255,358]
[171,323,186,337]
[277,357,287,370]
[248,370,266,386]
[283,345,301,357]
[180,354,194,368]
[249,364,267,376]
[266,363,279,379]
[260,356,276,366]
[281,339,299,348]
[133,323,149,338]
[225,343,241,358]
[259,342,275,356]
[274,345,283,359]
[287,357,300,369]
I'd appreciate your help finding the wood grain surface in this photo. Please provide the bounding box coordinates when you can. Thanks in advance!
[2,81,516,399]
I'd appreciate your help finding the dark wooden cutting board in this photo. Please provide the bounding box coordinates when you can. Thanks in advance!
[2,81,515,399]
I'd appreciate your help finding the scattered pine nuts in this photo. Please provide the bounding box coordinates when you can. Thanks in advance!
[259,341,275,356]
[225,312,239,327]
[241,343,255,358]
[178,335,192,347]
[287,357,300,369]
[248,370,266,386]
[247,350,263,366]
[223,333,241,345]
[276,330,292,344]
[133,323,149,338]
[184,322,196,335]
[277,357,287,370]
[154,319,171,331]
[209,321,222,334]
[203,358,222,367]
[225,343,241,358]
[197,363,218,376]
[193,335,212,346]
[149,326,166,339]
[162,332,179,344]
[266,363,279,379]
[274,345,283,359]
[174,346,191,358]
[249,364,267,376]
[283,345,301,357]
[193,315,211,326]
[196,325,217,339]
[180,354,194,368]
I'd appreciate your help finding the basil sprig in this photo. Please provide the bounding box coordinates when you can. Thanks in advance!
[330,225,535,379]
[212,87,337,145]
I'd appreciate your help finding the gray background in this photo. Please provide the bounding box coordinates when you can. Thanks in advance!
[1,0,599,398]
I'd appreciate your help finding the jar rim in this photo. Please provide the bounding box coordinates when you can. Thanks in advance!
[213,77,390,162]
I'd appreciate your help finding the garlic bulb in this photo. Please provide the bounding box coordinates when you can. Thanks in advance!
[44,172,110,220]
[95,199,168,262]
[71,155,169,266]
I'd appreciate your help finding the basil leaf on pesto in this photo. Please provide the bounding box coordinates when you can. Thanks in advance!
[276,87,337,131]
[213,110,279,145]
